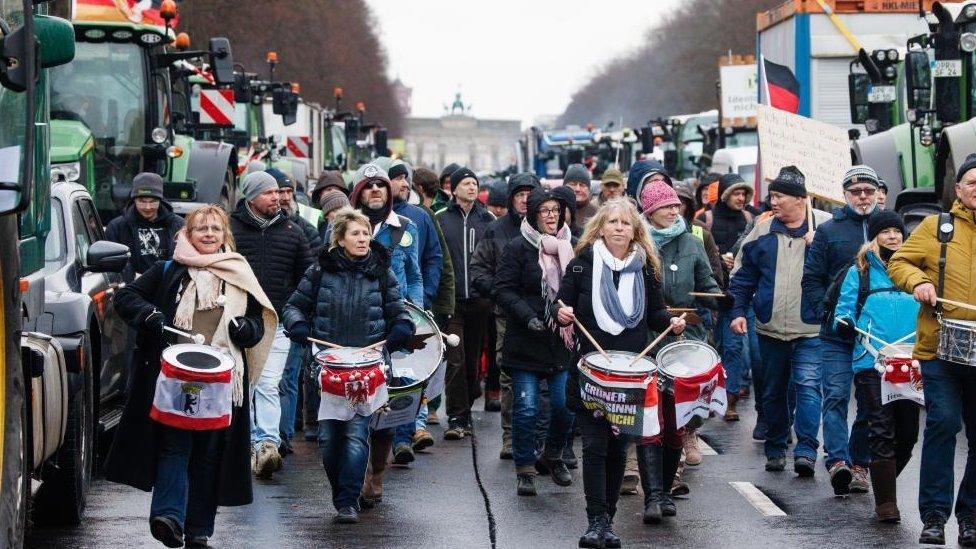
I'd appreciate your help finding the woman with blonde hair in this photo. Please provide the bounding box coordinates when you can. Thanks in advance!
[833,210,919,524]
[107,205,277,548]
[555,198,685,548]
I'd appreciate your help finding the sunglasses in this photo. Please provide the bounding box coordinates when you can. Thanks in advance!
[846,187,876,197]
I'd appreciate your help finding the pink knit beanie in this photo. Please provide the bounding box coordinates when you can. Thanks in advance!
[640,180,681,214]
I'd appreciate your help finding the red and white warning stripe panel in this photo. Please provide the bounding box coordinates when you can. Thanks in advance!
[286,136,310,158]
[199,89,236,126]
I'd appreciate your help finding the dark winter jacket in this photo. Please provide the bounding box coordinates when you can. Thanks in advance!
[470,173,541,304]
[698,200,754,256]
[105,200,185,282]
[626,159,671,199]
[230,202,314,316]
[436,200,495,302]
[290,210,323,255]
[422,203,456,316]
[282,242,412,347]
[105,261,264,506]
[801,204,877,339]
[393,199,444,310]
[555,245,673,412]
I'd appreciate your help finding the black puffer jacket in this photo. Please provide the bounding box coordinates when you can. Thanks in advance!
[230,202,314,315]
[495,187,575,374]
[282,242,412,348]
[104,200,185,282]
[436,199,495,301]
[700,200,753,256]
[291,211,324,255]
[470,172,540,300]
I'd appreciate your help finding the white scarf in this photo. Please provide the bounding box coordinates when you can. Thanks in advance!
[592,240,639,335]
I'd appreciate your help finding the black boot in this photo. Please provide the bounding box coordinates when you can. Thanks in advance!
[637,444,663,524]
[578,513,606,548]
[603,513,621,549]
[919,514,946,545]
[869,459,900,523]
[661,446,682,517]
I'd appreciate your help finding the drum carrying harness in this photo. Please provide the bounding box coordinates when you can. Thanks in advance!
[936,212,955,318]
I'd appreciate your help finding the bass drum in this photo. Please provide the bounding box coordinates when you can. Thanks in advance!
[389,303,445,396]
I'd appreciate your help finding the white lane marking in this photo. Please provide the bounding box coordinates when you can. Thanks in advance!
[698,439,717,456]
[729,481,788,517]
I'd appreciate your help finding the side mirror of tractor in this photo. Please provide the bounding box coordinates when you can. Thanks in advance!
[904,50,932,111]
[209,37,235,86]
[848,73,871,124]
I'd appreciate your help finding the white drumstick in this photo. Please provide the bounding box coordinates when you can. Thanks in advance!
[164,325,205,345]
[443,333,460,347]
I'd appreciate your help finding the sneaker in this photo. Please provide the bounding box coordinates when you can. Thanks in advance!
[149,516,184,548]
[444,418,467,440]
[278,438,294,457]
[752,419,767,441]
[412,428,434,452]
[254,441,282,479]
[765,457,786,472]
[682,432,702,466]
[794,456,815,477]
[849,465,870,493]
[427,410,441,425]
[549,460,573,486]
[828,461,853,496]
[619,474,639,495]
[563,445,579,469]
[499,438,513,460]
[336,506,359,524]
[959,517,976,547]
[517,473,537,496]
[671,479,690,497]
[185,535,210,548]
[392,443,415,466]
[661,494,677,517]
[919,514,946,545]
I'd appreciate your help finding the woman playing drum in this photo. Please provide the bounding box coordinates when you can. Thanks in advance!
[833,211,920,524]
[282,207,416,524]
[106,205,277,548]
[555,198,686,548]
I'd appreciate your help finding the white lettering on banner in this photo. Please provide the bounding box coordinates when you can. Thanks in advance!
[720,65,758,119]
[757,104,851,204]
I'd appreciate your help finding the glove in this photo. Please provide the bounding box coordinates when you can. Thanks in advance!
[141,309,165,336]
[385,319,415,353]
[527,317,545,333]
[286,322,310,344]
[716,292,735,311]
[229,316,261,348]
[835,318,856,341]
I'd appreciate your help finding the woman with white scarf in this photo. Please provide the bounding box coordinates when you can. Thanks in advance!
[555,198,685,548]
[107,205,276,548]
[495,187,578,499]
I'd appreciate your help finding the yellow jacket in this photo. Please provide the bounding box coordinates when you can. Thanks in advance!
[887,200,976,360]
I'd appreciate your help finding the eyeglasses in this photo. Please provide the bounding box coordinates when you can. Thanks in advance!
[846,187,876,197]
[539,207,561,217]
[367,181,385,190]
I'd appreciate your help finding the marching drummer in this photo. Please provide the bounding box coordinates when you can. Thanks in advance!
[888,153,976,546]
[555,198,686,548]
[832,210,919,525]
[282,207,416,525]
[106,205,277,548]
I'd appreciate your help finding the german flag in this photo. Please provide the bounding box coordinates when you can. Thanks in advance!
[760,56,800,114]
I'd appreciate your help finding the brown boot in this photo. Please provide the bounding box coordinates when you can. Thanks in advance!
[361,431,393,506]
[724,393,740,422]
[869,459,900,523]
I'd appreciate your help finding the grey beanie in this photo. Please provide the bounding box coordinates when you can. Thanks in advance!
[130,172,164,200]
[842,165,880,189]
[319,191,350,217]
[242,171,279,202]
[563,163,591,186]
[245,160,267,174]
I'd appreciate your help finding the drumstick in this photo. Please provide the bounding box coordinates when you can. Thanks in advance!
[358,339,387,353]
[558,299,611,362]
[688,292,725,298]
[936,297,976,313]
[164,325,205,345]
[667,307,696,313]
[307,336,345,349]
[629,312,688,367]
[890,331,917,347]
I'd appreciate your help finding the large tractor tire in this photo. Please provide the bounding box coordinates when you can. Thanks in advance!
[33,336,93,525]
[219,164,237,213]
[0,215,28,547]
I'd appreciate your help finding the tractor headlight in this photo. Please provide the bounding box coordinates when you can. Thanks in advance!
[887,49,899,62]
[920,125,934,147]
[884,65,897,79]
[965,4,976,21]
[51,162,81,183]
[151,127,168,144]
[962,32,976,53]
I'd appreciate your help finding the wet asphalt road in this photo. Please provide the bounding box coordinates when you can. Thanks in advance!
[26,391,972,549]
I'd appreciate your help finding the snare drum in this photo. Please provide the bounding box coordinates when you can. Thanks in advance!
[580,351,656,378]
[151,344,234,430]
[389,303,445,397]
[576,351,660,437]
[655,341,726,430]
[938,317,976,367]
[315,347,388,421]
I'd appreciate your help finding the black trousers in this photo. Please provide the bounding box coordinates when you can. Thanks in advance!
[485,315,501,393]
[579,411,628,519]
[445,298,492,422]
[853,369,920,470]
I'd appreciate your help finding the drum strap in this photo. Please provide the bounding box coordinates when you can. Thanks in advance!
[936,212,955,316]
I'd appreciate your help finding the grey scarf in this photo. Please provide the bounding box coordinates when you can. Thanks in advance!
[593,240,645,333]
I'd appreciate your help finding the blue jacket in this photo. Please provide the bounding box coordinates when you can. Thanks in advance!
[801,205,876,337]
[832,252,919,372]
[729,211,830,341]
[626,159,670,199]
[392,199,443,310]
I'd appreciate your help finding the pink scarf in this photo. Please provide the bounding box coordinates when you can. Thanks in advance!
[520,218,576,348]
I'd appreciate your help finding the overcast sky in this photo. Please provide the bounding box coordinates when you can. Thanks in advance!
[366,0,682,124]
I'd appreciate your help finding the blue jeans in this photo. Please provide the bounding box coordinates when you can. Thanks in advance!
[758,335,822,461]
[918,359,976,521]
[278,341,306,442]
[251,325,288,448]
[318,415,371,510]
[150,427,224,538]
[511,368,574,471]
[820,338,871,469]
[392,402,429,448]
[716,308,744,395]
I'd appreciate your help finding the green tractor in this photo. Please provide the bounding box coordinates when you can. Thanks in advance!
[852,1,976,226]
